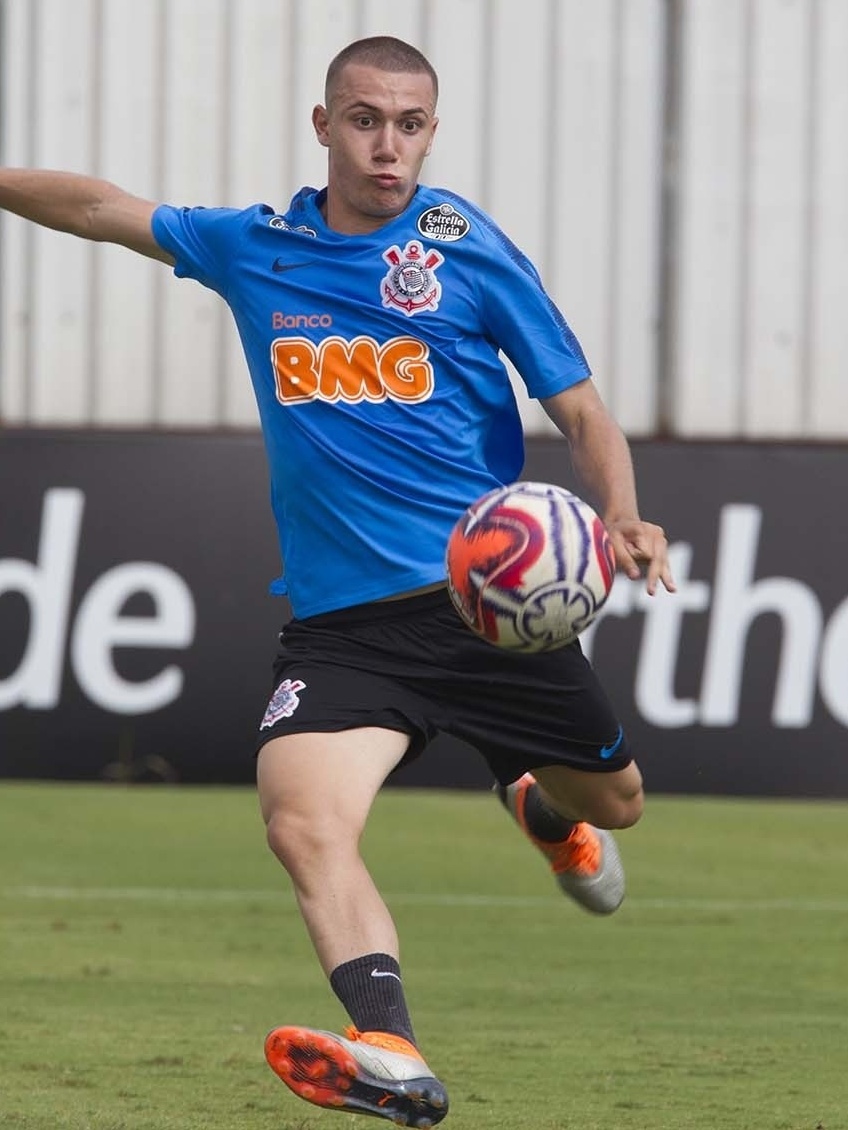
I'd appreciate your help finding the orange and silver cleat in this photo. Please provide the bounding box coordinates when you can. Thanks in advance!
[265,1025,449,1127]
[498,772,625,914]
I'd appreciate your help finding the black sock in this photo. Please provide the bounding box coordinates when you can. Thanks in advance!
[329,953,416,1045]
[522,782,577,843]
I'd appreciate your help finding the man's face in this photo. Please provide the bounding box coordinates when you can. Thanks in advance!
[312,63,438,234]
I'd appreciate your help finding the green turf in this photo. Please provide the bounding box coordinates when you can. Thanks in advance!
[1,782,846,1130]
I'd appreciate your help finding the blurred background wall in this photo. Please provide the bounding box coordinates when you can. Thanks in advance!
[2,0,847,439]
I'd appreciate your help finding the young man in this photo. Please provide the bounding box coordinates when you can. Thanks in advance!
[0,35,674,1129]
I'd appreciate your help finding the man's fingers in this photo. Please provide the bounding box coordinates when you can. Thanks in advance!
[609,523,676,594]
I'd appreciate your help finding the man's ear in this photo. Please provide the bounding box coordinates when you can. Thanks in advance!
[312,104,330,148]
[425,116,439,157]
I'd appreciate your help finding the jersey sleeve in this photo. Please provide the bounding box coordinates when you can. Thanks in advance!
[151,203,271,297]
[472,213,592,399]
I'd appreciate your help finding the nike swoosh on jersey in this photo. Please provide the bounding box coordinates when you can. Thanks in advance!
[271,258,314,273]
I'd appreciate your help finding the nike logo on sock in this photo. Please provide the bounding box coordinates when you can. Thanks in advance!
[370,968,402,982]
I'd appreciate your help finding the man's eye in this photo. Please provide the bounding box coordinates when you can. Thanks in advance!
[356,116,374,127]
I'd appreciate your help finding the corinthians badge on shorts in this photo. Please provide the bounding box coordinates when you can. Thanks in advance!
[380,240,445,316]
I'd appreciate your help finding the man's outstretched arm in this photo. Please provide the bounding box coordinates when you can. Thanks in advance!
[0,168,173,264]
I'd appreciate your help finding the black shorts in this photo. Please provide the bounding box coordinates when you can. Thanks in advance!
[255,587,631,786]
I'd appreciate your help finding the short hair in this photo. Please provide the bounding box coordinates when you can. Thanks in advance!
[324,36,439,107]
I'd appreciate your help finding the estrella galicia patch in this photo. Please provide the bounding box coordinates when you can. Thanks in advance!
[416,202,471,242]
[260,678,306,729]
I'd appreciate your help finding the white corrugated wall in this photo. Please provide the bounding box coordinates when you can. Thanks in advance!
[1,0,846,438]
[673,0,848,438]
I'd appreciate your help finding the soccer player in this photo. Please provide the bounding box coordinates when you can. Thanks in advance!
[0,36,674,1128]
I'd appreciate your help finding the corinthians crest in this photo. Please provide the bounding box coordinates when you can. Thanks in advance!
[380,240,445,316]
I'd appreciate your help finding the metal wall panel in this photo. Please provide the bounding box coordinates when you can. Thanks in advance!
[673,0,748,434]
[0,0,32,423]
[3,0,844,439]
[93,0,162,426]
[5,0,100,425]
[806,0,848,434]
[673,0,848,438]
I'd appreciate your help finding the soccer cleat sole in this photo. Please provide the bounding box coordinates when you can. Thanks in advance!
[265,1027,449,1127]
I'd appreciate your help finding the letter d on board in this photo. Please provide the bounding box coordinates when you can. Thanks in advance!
[0,488,84,710]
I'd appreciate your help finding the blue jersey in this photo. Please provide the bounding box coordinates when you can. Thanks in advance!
[152,186,590,617]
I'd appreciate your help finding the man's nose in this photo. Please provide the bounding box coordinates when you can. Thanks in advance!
[374,125,399,160]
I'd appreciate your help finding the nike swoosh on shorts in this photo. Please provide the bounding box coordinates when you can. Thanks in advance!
[599,725,624,760]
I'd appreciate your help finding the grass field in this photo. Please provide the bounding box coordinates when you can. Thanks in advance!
[1,782,846,1130]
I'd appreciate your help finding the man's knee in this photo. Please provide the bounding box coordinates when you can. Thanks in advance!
[600,786,644,830]
[534,761,644,830]
[563,782,642,830]
[586,769,644,829]
[265,807,302,871]
[265,806,339,879]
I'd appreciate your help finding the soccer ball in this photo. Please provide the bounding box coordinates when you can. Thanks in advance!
[445,481,616,652]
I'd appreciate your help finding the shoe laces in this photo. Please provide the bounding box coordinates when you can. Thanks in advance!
[547,823,602,877]
[344,1027,423,1060]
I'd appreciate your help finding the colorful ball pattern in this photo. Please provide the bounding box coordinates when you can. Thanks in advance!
[445,481,616,652]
